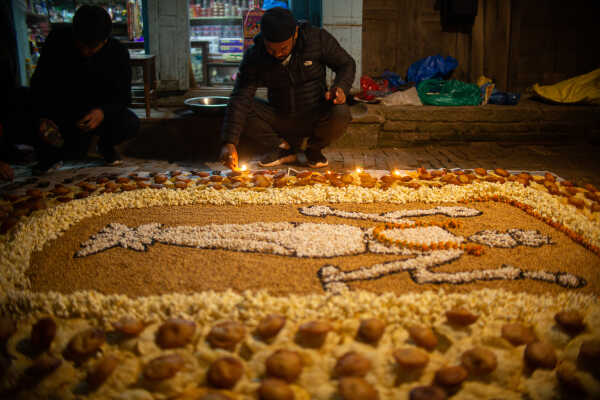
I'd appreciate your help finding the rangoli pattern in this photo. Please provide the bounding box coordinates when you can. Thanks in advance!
[76,205,586,292]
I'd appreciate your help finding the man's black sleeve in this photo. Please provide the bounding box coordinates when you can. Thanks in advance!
[220,51,259,146]
[30,30,59,119]
[99,42,132,116]
[319,28,356,96]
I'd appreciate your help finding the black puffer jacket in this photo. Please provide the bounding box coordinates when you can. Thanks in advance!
[222,22,356,145]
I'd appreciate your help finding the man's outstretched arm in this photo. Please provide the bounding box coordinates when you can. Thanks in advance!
[220,52,259,168]
[221,53,259,147]
[319,28,356,99]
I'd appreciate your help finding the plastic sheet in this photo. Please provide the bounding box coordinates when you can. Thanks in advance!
[417,79,481,106]
[262,0,290,10]
[533,68,600,105]
[407,55,458,84]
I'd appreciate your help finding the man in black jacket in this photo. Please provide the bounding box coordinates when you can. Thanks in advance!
[220,7,355,169]
[31,5,139,172]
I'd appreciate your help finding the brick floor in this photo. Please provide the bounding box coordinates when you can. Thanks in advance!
[218,142,600,186]
[1,142,598,195]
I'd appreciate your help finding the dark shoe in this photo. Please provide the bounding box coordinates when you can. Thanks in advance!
[258,147,297,167]
[32,158,62,175]
[101,146,123,166]
[306,148,328,168]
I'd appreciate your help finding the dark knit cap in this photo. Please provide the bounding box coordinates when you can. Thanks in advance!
[260,7,297,42]
[73,5,112,45]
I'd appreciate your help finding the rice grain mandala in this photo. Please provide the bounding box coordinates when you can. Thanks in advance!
[1,168,599,399]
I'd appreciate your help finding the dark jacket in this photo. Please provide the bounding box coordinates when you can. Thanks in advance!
[31,27,131,123]
[222,22,356,145]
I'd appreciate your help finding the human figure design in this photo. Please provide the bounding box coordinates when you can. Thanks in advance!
[75,205,586,293]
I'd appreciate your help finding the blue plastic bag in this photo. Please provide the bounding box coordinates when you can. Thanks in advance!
[407,55,458,84]
[382,70,406,89]
[488,90,520,105]
[262,0,289,10]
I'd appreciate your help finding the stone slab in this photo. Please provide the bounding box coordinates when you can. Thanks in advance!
[333,124,379,148]
[382,121,537,134]
[381,103,543,123]
[537,106,600,122]
[349,103,385,124]
[378,131,432,147]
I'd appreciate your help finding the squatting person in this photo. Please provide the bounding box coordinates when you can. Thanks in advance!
[31,5,139,172]
[220,7,356,169]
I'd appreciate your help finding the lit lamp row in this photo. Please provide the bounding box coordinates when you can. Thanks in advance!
[233,164,405,177]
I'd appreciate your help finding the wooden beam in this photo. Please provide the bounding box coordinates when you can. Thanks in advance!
[483,0,511,91]
[507,0,521,92]
[470,0,484,83]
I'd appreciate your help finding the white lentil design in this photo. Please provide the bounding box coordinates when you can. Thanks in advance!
[72,204,585,292]
[468,229,553,248]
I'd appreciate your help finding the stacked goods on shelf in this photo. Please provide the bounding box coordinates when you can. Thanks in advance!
[243,7,263,51]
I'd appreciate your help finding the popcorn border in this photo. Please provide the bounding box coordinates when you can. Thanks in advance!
[1,180,599,322]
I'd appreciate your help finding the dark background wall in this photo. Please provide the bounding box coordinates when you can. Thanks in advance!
[1,0,19,92]
[362,0,600,92]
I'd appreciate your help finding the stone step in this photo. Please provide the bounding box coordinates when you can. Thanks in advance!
[338,99,600,148]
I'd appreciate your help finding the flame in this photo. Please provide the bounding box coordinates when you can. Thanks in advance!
[240,164,248,172]
[355,167,363,174]
[392,169,401,176]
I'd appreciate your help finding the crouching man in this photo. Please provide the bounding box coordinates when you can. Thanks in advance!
[31,5,139,172]
[220,7,355,169]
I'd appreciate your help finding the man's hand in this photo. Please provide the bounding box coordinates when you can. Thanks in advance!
[39,118,65,148]
[220,143,238,170]
[0,161,14,182]
[325,87,346,105]
[77,108,105,132]
[39,118,58,135]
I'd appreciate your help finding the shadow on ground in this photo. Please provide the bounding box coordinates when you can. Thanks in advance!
[122,109,275,163]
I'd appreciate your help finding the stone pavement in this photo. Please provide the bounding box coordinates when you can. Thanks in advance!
[2,142,598,196]
[285,142,600,187]
[321,143,600,186]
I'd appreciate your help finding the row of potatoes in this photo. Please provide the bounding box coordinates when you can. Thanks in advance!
[0,304,599,400]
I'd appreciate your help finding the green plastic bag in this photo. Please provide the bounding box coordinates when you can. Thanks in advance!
[417,79,481,106]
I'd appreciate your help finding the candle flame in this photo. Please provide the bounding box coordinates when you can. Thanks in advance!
[240,164,248,172]
[392,169,401,176]
[355,167,363,174]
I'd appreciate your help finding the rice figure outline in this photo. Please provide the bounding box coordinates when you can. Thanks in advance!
[75,205,586,292]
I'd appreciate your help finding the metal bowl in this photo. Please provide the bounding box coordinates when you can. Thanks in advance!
[184,96,229,115]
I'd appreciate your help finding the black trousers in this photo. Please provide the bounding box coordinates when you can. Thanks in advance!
[41,108,139,162]
[242,99,351,151]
